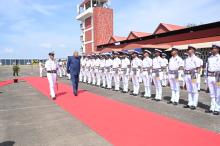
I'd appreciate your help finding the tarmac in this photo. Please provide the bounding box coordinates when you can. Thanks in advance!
[0,65,219,146]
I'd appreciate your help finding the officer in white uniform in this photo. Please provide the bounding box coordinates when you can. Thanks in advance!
[141,50,153,98]
[105,53,113,89]
[39,60,44,77]
[183,46,201,110]
[195,52,203,91]
[161,53,168,87]
[205,44,220,115]
[45,52,59,100]
[58,59,63,78]
[86,56,92,84]
[130,50,142,96]
[167,48,184,105]
[112,52,122,91]
[152,49,163,101]
[121,50,131,93]
[100,54,106,88]
[91,55,96,85]
[79,56,85,82]
[95,54,101,86]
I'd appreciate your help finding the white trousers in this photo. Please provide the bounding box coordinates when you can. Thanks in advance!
[122,74,129,92]
[79,70,83,82]
[106,72,112,89]
[197,74,201,90]
[142,72,152,97]
[87,70,92,84]
[152,72,163,100]
[58,68,63,78]
[113,73,120,90]
[47,73,57,98]
[101,72,106,87]
[168,74,180,103]
[132,75,140,95]
[208,76,220,112]
[184,75,199,107]
[91,70,96,85]
[162,72,168,86]
[40,68,43,77]
[96,71,101,86]
[83,69,87,83]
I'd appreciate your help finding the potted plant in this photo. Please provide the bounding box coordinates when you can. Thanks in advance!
[13,65,20,83]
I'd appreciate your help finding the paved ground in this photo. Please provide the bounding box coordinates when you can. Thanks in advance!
[0,65,219,146]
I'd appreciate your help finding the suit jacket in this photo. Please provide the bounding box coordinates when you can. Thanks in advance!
[67,56,81,76]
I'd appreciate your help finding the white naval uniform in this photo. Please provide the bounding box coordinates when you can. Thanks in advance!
[152,56,164,100]
[39,62,44,77]
[95,58,101,86]
[45,59,59,98]
[100,59,106,88]
[81,58,86,82]
[91,59,96,85]
[58,61,63,78]
[207,54,220,112]
[105,58,113,89]
[131,57,142,95]
[112,57,122,90]
[184,54,201,107]
[86,59,92,84]
[142,57,153,97]
[161,58,168,86]
[121,57,131,92]
[197,58,203,91]
[168,55,184,103]
[79,58,84,82]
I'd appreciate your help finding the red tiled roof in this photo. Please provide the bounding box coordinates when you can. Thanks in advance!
[161,23,185,31]
[131,31,152,37]
[108,36,127,43]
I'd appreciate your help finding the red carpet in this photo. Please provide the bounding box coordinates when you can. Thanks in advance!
[0,80,13,87]
[21,77,220,146]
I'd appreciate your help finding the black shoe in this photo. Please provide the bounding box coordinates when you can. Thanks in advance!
[213,111,219,115]
[156,99,161,102]
[190,106,196,110]
[205,110,213,113]
[183,105,190,108]
[152,98,156,101]
[133,94,138,96]
[130,93,134,96]
[167,101,173,104]
[52,97,56,100]
[173,102,178,105]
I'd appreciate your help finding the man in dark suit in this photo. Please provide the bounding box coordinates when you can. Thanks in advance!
[67,51,81,96]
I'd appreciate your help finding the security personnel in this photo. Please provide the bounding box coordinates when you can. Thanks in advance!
[105,53,113,89]
[95,54,101,86]
[130,50,142,96]
[39,60,44,77]
[81,55,87,83]
[141,50,153,98]
[100,54,106,88]
[91,55,96,85]
[167,48,184,105]
[206,44,220,115]
[112,52,122,91]
[58,59,63,78]
[161,53,168,87]
[195,52,203,91]
[121,50,131,93]
[86,55,92,84]
[45,52,59,100]
[152,49,163,101]
[183,46,201,110]
[79,55,85,82]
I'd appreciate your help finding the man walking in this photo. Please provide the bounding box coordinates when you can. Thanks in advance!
[67,51,81,96]
[45,52,59,100]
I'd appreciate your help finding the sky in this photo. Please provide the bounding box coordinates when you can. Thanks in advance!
[0,0,220,59]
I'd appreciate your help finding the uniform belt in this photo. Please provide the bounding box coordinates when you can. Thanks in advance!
[184,70,197,74]
[47,70,57,73]
[169,70,178,74]
[152,68,162,72]
[208,71,220,76]
[143,68,150,71]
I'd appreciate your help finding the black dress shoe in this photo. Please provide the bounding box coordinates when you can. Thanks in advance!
[156,99,161,102]
[205,110,213,113]
[183,105,190,108]
[152,98,156,101]
[173,102,178,105]
[190,106,196,110]
[52,97,56,100]
[130,93,134,96]
[133,94,138,96]
[167,101,173,104]
[213,111,219,115]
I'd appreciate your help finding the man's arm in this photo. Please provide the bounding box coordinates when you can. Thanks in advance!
[66,57,71,74]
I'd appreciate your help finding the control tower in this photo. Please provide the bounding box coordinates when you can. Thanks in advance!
[76,0,113,53]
